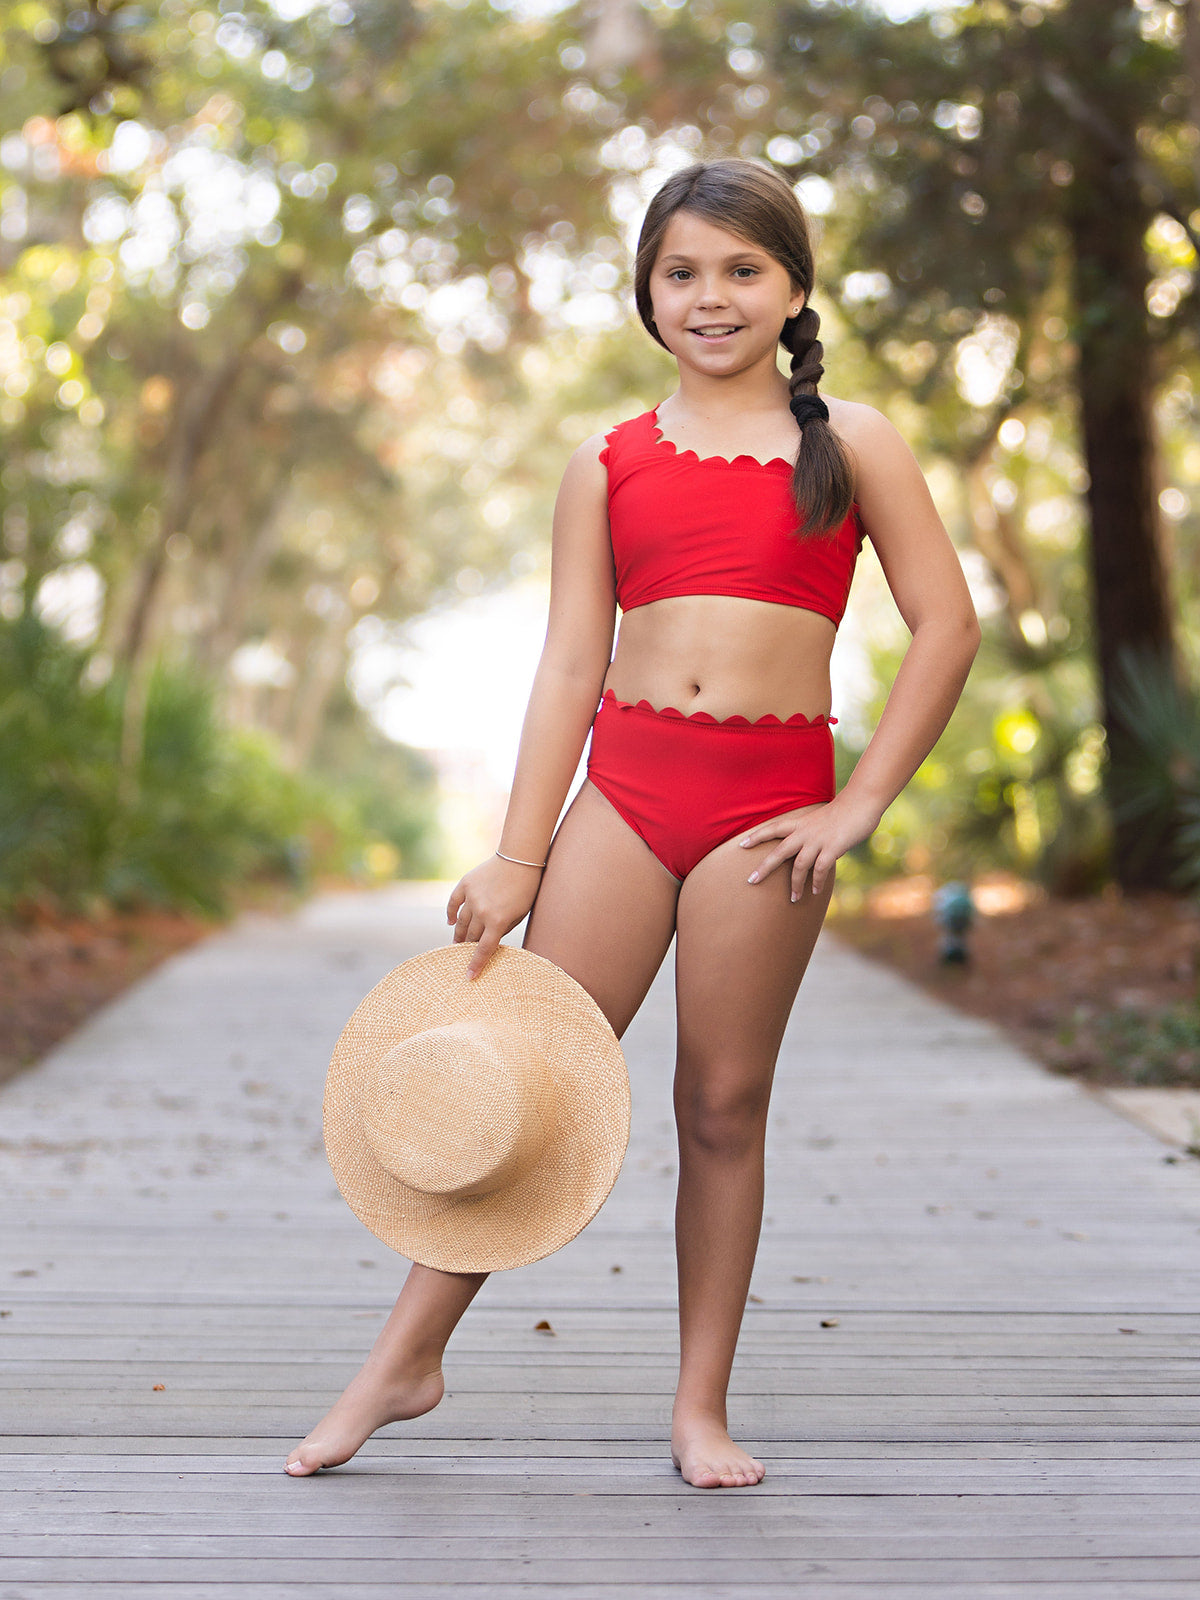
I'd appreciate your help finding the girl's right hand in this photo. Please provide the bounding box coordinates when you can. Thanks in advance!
[446,855,544,979]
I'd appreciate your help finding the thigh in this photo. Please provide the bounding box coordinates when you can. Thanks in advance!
[523,778,680,1040]
[674,814,833,1080]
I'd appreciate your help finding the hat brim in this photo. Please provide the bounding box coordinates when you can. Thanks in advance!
[323,943,630,1272]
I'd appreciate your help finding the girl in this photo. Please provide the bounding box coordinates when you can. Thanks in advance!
[287,158,980,1489]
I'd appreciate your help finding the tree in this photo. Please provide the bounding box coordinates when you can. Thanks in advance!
[754,0,1196,887]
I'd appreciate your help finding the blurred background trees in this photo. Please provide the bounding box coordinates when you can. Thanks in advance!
[1,0,1197,916]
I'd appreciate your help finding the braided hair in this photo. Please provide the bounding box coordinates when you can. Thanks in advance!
[633,159,855,538]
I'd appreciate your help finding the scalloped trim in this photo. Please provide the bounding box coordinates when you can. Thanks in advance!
[648,407,794,473]
[601,687,836,729]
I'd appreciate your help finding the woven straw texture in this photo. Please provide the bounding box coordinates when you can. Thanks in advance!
[323,942,630,1272]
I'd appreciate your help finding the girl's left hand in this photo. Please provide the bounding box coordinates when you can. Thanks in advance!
[739,794,882,901]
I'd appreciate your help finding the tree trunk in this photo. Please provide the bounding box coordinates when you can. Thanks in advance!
[1066,128,1179,888]
[117,350,246,775]
[283,604,353,772]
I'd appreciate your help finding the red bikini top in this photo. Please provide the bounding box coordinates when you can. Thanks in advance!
[600,406,863,625]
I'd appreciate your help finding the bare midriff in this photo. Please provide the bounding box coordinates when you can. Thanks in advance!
[600,594,835,723]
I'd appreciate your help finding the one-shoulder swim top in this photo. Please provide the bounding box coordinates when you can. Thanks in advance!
[599,406,863,626]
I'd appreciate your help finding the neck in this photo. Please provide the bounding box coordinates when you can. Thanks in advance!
[668,367,793,419]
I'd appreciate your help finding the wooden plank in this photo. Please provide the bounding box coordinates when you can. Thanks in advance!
[4,1524,1200,1559]
[5,1588,1200,1600]
[4,1555,1200,1582]
[2,1493,1199,1527]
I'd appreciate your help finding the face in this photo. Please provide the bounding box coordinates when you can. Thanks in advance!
[648,210,803,376]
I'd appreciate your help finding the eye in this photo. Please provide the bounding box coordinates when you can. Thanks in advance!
[666,268,692,281]
[732,266,758,278]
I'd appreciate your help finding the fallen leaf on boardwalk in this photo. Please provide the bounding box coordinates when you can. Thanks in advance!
[352,1311,382,1319]
[747,1293,764,1304]
[610,1265,622,1274]
[0,1310,11,1318]
[1118,1327,1140,1335]
[1062,1230,1089,1241]
[819,1317,840,1328]
[357,1259,377,1268]
[791,1275,829,1283]
[534,1319,555,1335]
[152,1384,165,1391]
[13,1269,36,1277]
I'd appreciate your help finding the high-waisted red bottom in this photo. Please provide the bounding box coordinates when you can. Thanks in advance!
[585,688,837,882]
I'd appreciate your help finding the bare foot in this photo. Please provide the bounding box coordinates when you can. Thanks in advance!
[671,1412,765,1489]
[284,1363,445,1476]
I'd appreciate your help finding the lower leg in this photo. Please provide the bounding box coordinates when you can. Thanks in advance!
[285,1263,485,1474]
[671,1110,769,1488]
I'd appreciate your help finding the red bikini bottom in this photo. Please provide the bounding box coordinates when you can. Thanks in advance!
[585,688,837,882]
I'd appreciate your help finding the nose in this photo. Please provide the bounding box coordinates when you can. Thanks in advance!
[693,276,730,307]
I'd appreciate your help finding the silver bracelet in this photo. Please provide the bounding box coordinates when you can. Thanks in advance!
[495,848,546,869]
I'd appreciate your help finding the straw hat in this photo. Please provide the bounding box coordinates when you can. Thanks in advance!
[323,942,630,1273]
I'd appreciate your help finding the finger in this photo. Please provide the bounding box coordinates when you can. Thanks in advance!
[739,820,793,851]
[790,846,821,901]
[747,842,797,884]
[809,849,838,899]
[446,886,465,924]
[468,931,501,979]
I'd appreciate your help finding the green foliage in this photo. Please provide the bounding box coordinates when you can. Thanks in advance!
[834,622,1113,897]
[0,616,436,916]
[1055,996,1200,1089]
[1108,649,1200,889]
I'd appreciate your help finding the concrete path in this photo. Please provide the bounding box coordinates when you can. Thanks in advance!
[2,883,1199,1597]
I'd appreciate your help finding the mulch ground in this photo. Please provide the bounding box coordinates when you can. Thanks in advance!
[0,906,214,1087]
[828,875,1200,1087]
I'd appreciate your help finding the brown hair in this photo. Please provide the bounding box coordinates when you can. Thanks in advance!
[633,158,855,537]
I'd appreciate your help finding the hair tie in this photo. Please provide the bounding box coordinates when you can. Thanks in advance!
[789,394,829,427]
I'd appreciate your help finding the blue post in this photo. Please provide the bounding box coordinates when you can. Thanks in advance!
[932,881,975,965]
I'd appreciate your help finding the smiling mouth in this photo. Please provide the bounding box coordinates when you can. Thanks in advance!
[690,326,742,339]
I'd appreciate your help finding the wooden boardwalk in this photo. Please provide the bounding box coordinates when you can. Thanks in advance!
[2,882,1199,1597]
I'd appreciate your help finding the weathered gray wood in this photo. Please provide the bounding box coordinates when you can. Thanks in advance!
[5,1589,1200,1600]
[4,1556,1200,1582]
[2,881,1200,1596]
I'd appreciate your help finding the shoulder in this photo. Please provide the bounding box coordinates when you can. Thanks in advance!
[825,397,903,455]
[832,398,915,464]
[824,399,919,495]
[567,408,656,481]
[555,431,610,508]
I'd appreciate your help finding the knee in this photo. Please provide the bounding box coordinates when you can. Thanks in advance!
[675,1069,772,1160]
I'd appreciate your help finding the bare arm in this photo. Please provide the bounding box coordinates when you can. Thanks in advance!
[447,432,616,975]
[743,404,981,899]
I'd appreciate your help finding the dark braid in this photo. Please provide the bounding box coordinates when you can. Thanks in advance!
[782,306,855,537]
[633,158,857,538]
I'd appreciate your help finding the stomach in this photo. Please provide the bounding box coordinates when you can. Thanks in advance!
[600,595,836,722]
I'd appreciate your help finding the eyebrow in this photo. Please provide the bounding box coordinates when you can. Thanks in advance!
[658,250,769,265]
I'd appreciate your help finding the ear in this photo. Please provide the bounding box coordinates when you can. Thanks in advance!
[788,288,807,318]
